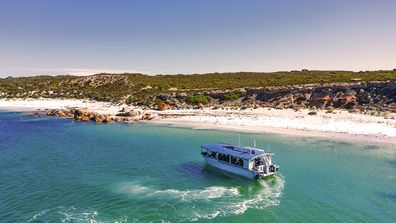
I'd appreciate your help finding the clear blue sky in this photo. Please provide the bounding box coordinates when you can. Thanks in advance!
[1,0,395,76]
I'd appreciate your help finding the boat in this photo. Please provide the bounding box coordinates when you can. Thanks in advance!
[201,142,279,179]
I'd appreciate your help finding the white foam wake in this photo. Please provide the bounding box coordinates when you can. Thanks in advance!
[116,182,240,201]
[115,175,285,221]
[27,207,127,223]
[191,176,285,220]
[28,176,285,223]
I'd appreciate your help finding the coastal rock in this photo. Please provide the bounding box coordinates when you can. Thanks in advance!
[103,116,113,123]
[45,108,144,124]
[91,114,103,123]
[46,109,74,118]
[157,102,171,110]
[74,109,90,122]
[308,111,317,115]
[196,102,204,109]
[120,107,132,112]
[74,109,88,118]
[142,113,155,120]
[116,110,140,117]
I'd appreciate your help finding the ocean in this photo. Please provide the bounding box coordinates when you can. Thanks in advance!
[0,110,395,222]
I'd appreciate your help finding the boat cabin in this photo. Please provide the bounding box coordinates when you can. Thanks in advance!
[201,142,274,174]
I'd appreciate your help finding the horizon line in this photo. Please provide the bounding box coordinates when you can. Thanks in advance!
[2,68,396,78]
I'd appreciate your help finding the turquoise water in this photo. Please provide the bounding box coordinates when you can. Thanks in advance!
[0,111,395,223]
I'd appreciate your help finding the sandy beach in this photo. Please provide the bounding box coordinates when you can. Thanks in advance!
[1,98,395,145]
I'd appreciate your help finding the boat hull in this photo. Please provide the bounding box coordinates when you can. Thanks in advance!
[203,156,257,179]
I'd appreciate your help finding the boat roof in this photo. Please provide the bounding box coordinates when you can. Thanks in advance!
[201,142,265,160]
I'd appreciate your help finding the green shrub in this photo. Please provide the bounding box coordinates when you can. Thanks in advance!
[220,91,242,101]
[186,95,210,105]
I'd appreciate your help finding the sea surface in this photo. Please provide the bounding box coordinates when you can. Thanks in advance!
[0,110,395,223]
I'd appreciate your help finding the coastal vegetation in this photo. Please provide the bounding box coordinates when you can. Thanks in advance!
[220,91,244,102]
[1,70,396,113]
[186,95,210,105]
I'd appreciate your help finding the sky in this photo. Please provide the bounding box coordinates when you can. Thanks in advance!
[1,0,396,77]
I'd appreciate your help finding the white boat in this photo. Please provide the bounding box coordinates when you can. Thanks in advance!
[201,142,279,179]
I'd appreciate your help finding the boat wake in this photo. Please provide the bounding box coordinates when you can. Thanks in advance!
[116,182,240,201]
[27,206,127,223]
[115,175,285,221]
[28,177,284,222]
[26,176,284,223]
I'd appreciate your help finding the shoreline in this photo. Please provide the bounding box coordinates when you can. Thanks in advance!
[150,119,396,146]
[1,98,395,146]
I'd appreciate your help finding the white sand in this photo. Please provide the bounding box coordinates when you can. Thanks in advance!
[155,108,396,137]
[153,108,396,146]
[1,98,395,145]
[0,98,122,115]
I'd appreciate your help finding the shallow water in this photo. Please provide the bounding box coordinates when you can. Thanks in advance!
[0,111,395,222]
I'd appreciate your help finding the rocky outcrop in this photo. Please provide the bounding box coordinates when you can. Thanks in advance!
[198,81,396,113]
[47,109,74,118]
[146,82,392,113]
[46,108,154,123]
[73,109,93,122]
[116,111,139,117]
[116,107,140,117]
[145,81,396,114]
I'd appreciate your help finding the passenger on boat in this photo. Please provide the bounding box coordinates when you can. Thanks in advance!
[255,157,264,166]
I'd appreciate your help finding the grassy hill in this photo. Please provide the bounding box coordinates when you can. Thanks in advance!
[1,70,396,106]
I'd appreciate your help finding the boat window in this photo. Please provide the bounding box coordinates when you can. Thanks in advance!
[208,151,217,158]
[231,156,243,166]
[201,147,208,156]
[218,153,230,162]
